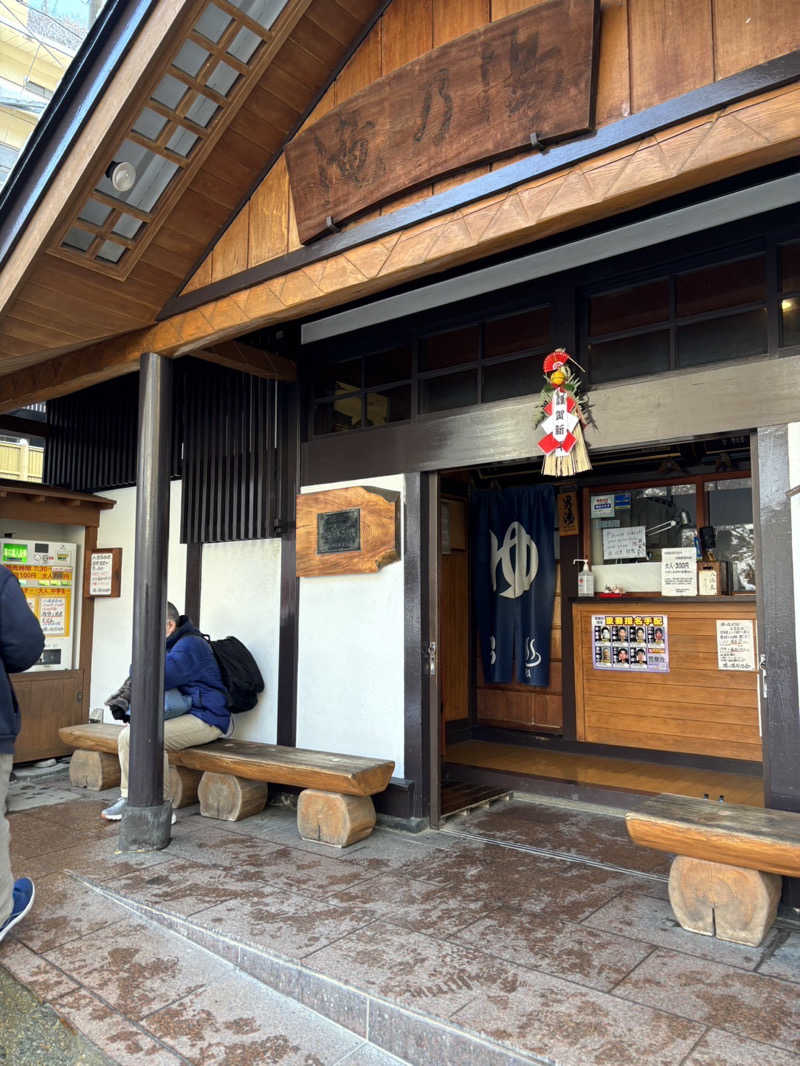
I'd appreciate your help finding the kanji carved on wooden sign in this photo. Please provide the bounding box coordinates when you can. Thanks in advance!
[285,0,599,244]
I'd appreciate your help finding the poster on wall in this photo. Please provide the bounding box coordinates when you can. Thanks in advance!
[592,613,669,672]
[716,619,756,671]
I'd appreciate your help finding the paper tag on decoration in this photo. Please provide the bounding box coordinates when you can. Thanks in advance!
[716,619,756,671]
[661,547,697,596]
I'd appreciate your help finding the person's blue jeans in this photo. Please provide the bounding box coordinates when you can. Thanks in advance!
[164,689,192,720]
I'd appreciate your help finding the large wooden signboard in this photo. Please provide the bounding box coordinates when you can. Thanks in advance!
[285,0,599,244]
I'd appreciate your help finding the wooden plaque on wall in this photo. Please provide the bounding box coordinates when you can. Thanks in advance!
[285,0,599,243]
[84,547,122,597]
[296,487,400,577]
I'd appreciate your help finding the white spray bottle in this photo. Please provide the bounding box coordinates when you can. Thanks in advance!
[574,558,594,597]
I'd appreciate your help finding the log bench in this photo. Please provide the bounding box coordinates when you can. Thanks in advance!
[626,794,800,946]
[59,723,394,847]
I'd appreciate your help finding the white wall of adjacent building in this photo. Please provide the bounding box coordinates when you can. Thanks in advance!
[296,474,406,777]
[90,481,281,743]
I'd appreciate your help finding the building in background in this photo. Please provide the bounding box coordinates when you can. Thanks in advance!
[0,0,105,185]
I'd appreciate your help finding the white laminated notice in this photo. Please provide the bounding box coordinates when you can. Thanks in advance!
[661,547,697,596]
[716,619,756,671]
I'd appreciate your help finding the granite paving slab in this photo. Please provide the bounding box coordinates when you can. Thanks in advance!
[13,873,138,954]
[0,937,81,1001]
[450,905,653,990]
[336,1043,410,1065]
[584,889,782,970]
[303,921,525,1018]
[186,886,378,959]
[448,799,671,875]
[757,930,800,984]
[102,858,245,917]
[683,1028,800,1066]
[329,871,505,936]
[42,916,232,1021]
[615,947,800,1053]
[452,965,704,1066]
[53,988,186,1066]
[143,971,364,1065]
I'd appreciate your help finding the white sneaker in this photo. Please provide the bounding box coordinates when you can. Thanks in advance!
[101,797,127,821]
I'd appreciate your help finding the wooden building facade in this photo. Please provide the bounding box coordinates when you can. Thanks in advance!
[0,0,799,862]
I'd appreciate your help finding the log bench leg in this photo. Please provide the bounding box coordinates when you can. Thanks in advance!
[169,766,202,809]
[69,750,120,791]
[297,789,376,848]
[197,771,268,821]
[668,855,782,947]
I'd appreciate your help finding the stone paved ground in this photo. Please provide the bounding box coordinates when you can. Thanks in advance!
[3,766,800,1066]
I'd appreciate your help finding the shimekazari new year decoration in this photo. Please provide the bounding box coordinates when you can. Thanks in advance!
[536,348,592,477]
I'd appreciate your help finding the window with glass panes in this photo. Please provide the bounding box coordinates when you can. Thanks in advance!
[310,305,554,435]
[307,212,800,439]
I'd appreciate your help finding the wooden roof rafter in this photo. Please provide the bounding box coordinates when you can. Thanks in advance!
[48,0,315,282]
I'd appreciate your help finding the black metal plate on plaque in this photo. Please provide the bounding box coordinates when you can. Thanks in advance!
[317,508,361,554]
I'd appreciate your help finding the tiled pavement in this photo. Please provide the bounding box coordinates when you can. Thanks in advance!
[2,770,800,1066]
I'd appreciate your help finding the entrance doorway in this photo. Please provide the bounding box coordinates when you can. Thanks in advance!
[430,434,764,824]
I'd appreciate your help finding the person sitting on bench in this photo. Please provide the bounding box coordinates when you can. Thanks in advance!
[101,602,229,821]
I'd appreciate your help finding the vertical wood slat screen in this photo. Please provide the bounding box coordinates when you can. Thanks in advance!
[44,374,146,492]
[44,359,278,544]
[180,359,277,544]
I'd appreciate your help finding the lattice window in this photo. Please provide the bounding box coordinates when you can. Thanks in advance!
[51,0,301,278]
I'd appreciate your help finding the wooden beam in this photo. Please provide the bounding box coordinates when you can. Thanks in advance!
[0,79,797,413]
[191,340,296,381]
[0,414,49,438]
[0,330,149,412]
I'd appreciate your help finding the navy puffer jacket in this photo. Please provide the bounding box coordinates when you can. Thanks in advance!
[163,616,229,732]
[0,565,45,755]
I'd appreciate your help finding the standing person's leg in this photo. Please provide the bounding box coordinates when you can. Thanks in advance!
[101,724,132,820]
[162,715,222,800]
[0,754,13,925]
[0,753,34,941]
[117,723,131,798]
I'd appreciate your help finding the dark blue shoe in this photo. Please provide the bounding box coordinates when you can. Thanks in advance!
[0,877,35,943]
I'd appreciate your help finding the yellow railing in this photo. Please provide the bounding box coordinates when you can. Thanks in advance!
[0,441,44,483]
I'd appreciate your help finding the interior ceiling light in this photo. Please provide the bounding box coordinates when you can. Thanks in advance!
[106,160,137,193]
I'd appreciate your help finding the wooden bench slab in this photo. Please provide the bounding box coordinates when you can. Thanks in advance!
[59,724,394,797]
[626,794,800,877]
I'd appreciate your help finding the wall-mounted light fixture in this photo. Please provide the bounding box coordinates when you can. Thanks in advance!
[106,160,137,194]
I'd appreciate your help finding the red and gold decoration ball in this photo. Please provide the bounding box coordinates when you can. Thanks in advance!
[536,348,592,476]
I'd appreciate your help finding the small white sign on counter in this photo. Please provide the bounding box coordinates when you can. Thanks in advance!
[716,619,756,671]
[661,547,697,596]
[602,525,646,561]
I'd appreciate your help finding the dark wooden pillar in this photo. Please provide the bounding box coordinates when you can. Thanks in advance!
[277,382,300,748]
[752,425,800,906]
[119,352,173,852]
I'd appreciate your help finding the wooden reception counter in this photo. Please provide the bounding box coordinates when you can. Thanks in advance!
[572,598,760,763]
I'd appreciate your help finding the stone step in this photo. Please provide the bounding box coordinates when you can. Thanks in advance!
[78,875,550,1066]
[46,880,409,1066]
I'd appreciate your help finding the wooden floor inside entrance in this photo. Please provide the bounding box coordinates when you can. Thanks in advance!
[446,740,764,806]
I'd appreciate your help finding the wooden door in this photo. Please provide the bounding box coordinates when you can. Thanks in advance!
[13,670,86,763]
